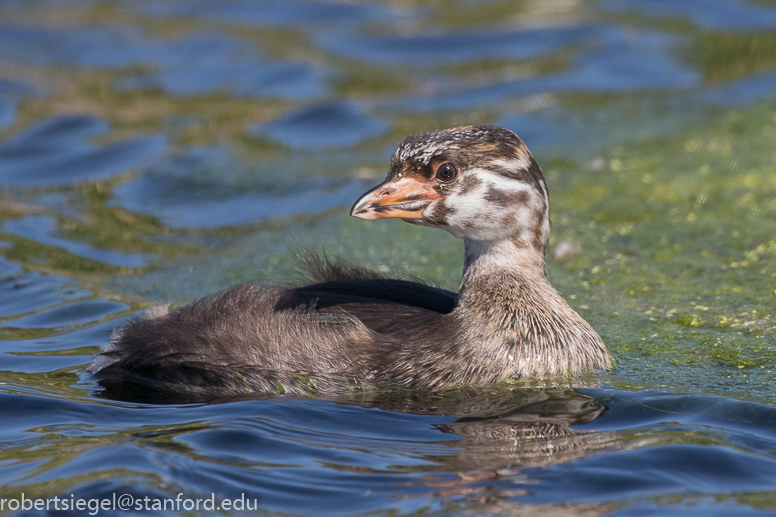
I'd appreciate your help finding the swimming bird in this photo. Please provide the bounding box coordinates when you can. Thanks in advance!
[92,125,610,396]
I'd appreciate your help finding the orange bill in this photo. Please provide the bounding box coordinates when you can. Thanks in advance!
[350,177,440,220]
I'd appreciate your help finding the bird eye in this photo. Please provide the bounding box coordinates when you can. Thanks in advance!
[436,162,459,183]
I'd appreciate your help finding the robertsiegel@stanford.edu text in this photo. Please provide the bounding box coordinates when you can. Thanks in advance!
[0,492,259,514]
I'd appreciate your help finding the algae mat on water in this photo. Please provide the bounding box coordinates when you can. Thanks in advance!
[539,102,776,401]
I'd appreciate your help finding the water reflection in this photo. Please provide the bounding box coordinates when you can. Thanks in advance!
[251,102,389,150]
[90,385,621,514]
[0,27,325,100]
[602,0,776,30]
[316,25,598,65]
[371,390,617,515]
[112,145,370,228]
[99,382,617,471]
[391,28,698,113]
[139,0,391,27]
[373,388,616,470]
[0,114,165,187]
[3,216,155,267]
[0,258,89,318]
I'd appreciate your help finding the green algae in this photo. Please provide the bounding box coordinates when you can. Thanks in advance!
[293,373,318,394]
[232,373,251,392]
[540,104,776,400]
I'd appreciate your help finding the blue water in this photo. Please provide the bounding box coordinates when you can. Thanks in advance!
[1,0,775,515]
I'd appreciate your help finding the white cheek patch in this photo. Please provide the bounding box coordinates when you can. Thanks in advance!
[489,155,533,174]
[442,168,535,240]
[479,169,532,193]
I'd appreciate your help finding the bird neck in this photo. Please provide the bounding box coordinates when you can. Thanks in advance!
[456,237,575,373]
[457,236,562,331]
[461,237,546,280]
[453,236,608,379]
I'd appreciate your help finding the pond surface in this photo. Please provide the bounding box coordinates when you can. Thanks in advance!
[1,0,775,515]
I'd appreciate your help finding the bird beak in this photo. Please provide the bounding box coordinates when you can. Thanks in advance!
[351,177,440,220]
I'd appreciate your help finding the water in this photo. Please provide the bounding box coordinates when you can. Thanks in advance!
[0,0,775,515]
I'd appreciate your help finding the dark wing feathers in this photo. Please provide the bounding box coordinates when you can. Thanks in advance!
[93,256,456,396]
[278,279,456,314]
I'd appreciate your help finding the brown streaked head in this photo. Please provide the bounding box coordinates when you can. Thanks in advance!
[351,125,550,255]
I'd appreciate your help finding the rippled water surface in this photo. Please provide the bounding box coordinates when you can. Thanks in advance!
[1,0,775,515]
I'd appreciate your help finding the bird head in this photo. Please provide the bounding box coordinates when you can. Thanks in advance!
[351,125,550,257]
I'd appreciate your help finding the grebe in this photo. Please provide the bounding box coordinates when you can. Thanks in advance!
[92,125,610,395]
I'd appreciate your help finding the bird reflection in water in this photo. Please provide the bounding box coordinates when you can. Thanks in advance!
[365,387,618,516]
[96,380,618,515]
